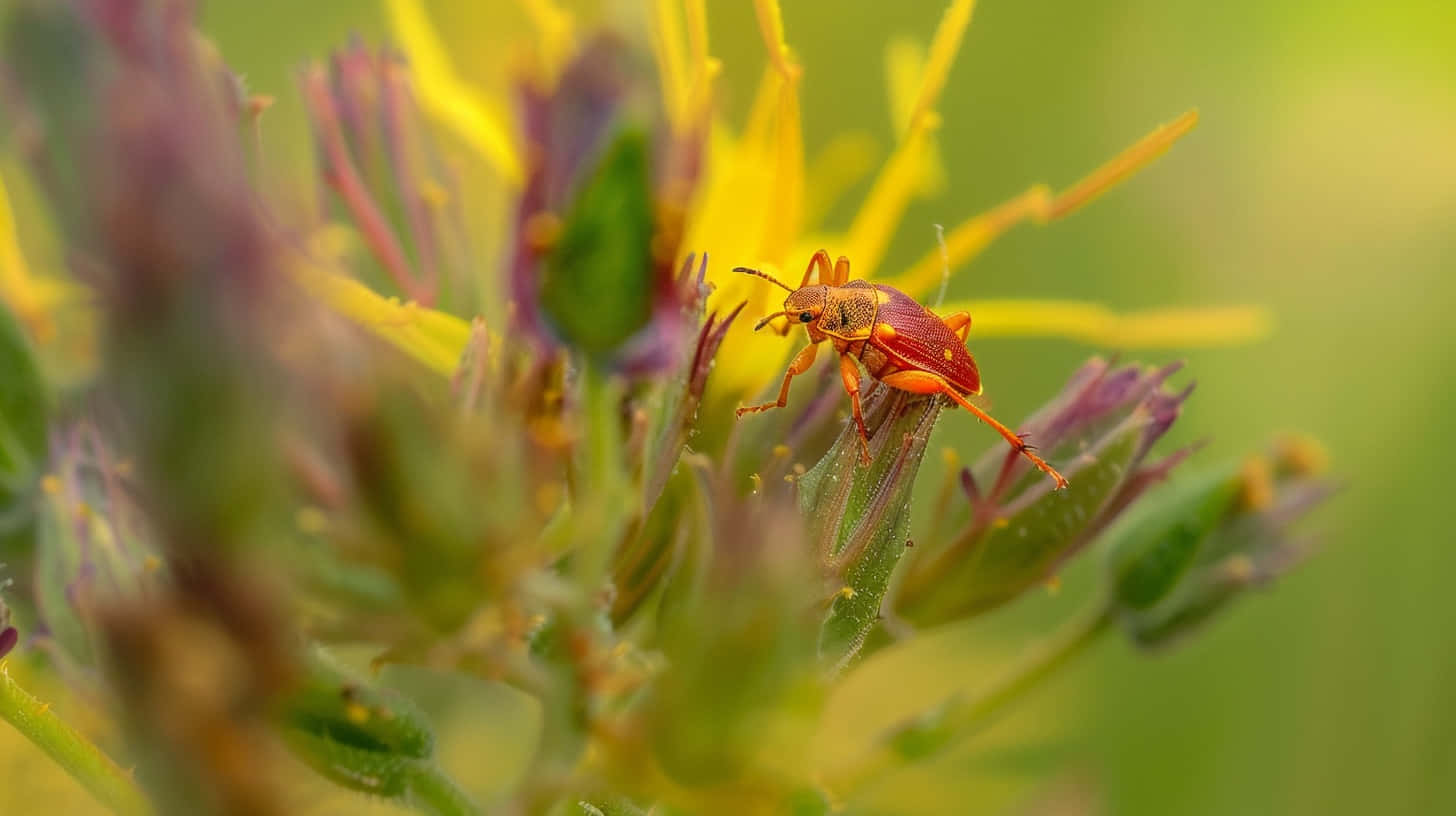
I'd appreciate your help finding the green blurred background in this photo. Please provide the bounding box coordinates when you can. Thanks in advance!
[5,1,1454,813]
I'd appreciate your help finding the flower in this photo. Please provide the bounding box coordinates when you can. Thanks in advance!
[359,0,1269,405]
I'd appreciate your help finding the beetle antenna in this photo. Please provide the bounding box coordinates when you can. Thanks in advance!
[733,266,796,294]
[753,311,791,331]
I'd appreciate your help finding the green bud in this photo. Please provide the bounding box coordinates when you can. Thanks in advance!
[277,648,477,815]
[795,386,942,673]
[1103,438,1331,649]
[539,127,656,361]
[895,361,1192,626]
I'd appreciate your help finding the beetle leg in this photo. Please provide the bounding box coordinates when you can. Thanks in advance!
[880,370,1068,489]
[941,311,972,343]
[838,353,872,464]
[736,342,820,416]
[832,255,852,286]
[802,249,834,288]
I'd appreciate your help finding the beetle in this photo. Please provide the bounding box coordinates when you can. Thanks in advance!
[734,249,1068,489]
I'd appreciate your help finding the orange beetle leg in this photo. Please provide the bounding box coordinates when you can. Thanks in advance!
[832,254,852,286]
[838,353,872,463]
[880,370,1068,489]
[802,249,834,288]
[941,311,972,343]
[737,342,820,416]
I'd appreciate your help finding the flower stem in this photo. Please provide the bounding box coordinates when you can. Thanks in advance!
[0,662,153,816]
[828,599,1114,794]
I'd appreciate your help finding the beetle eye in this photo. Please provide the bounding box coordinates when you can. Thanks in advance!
[799,311,814,323]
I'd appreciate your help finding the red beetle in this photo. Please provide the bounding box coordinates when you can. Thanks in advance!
[735,249,1067,489]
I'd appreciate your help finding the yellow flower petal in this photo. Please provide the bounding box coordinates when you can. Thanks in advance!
[0,170,87,343]
[759,75,804,264]
[884,110,1201,296]
[885,37,945,197]
[846,110,939,276]
[753,0,800,81]
[384,0,523,185]
[0,170,42,331]
[803,131,879,230]
[905,0,977,139]
[1044,108,1199,221]
[938,298,1273,348]
[682,0,721,124]
[649,0,691,131]
[882,185,1050,294]
[511,0,574,84]
[293,229,473,376]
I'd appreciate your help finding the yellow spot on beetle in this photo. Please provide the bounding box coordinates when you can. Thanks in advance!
[942,347,953,361]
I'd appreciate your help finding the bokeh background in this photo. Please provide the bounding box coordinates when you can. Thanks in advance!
[3,1,1453,814]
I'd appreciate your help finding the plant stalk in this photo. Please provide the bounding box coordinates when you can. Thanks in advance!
[0,662,153,816]
[827,599,1115,795]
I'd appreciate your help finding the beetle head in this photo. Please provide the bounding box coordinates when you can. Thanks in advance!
[782,286,828,325]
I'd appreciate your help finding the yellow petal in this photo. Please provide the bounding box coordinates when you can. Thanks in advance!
[753,0,801,81]
[649,0,690,131]
[803,131,879,230]
[384,0,523,185]
[1044,108,1200,220]
[905,0,977,139]
[0,170,75,341]
[293,230,472,376]
[882,185,1050,294]
[682,0,721,125]
[0,172,36,310]
[846,110,939,277]
[885,38,924,137]
[512,0,574,84]
[885,37,945,198]
[885,110,1201,296]
[939,298,1273,348]
[759,75,804,264]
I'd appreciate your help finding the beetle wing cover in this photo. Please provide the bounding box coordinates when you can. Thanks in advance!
[873,285,982,394]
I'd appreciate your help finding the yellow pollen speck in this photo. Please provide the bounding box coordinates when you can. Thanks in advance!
[143,555,162,573]
[749,473,763,493]
[345,703,370,724]
[772,444,791,458]
[1225,554,1257,583]
[1238,456,1275,511]
[836,586,856,600]
[524,211,563,252]
[1044,575,1062,594]
[40,475,61,495]
[992,517,1009,529]
[942,347,953,360]
[296,506,329,534]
